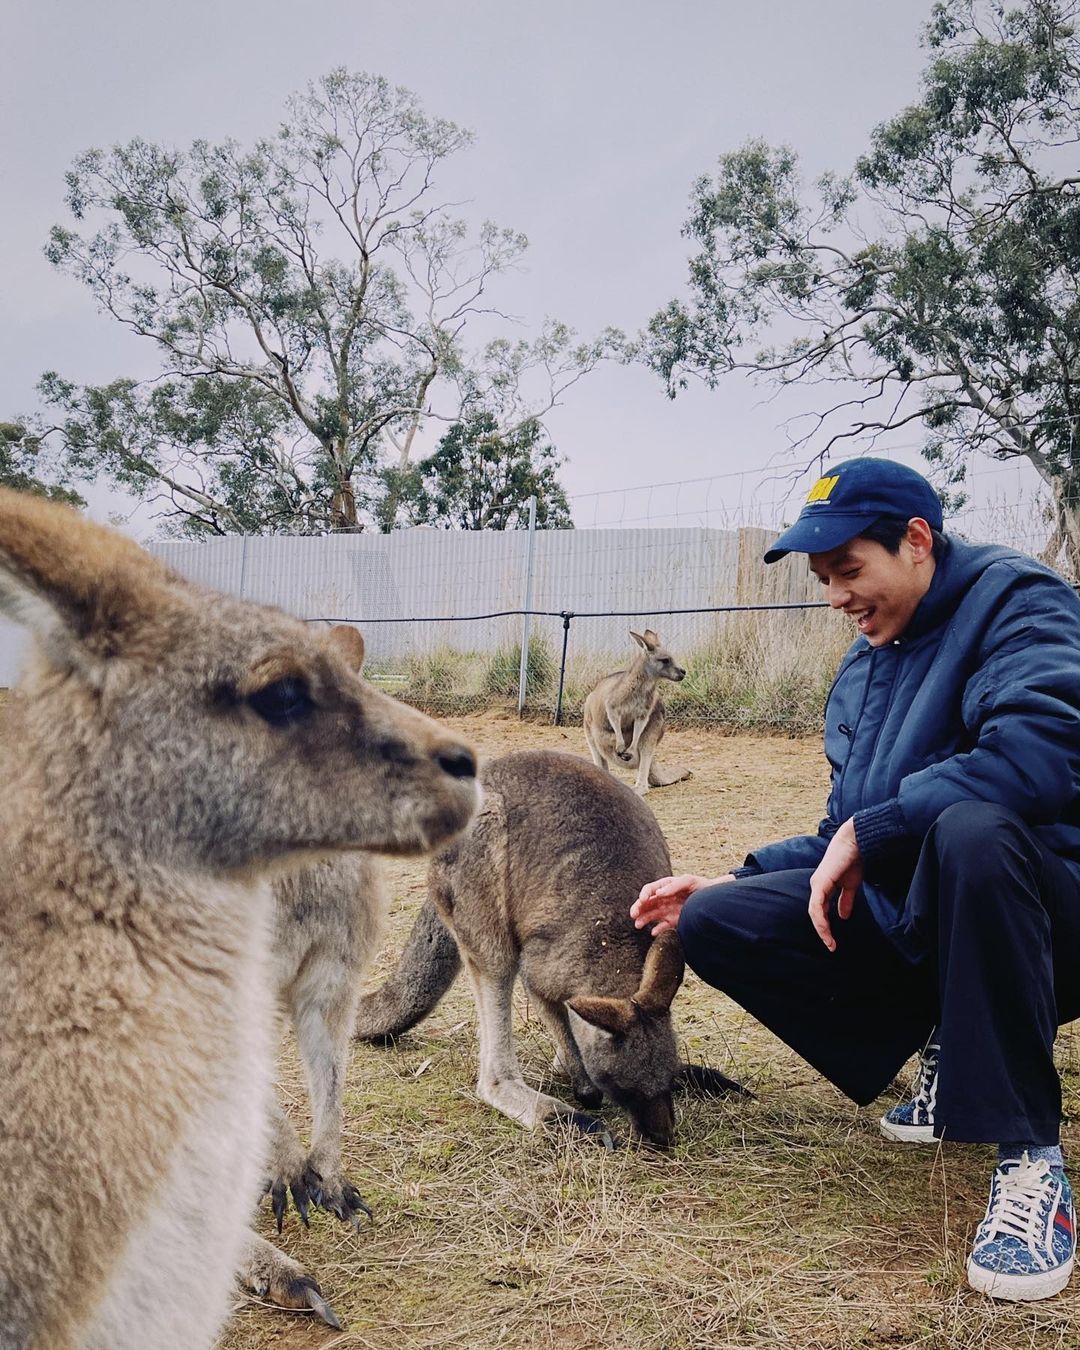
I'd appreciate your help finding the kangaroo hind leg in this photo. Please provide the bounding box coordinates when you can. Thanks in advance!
[464,956,611,1147]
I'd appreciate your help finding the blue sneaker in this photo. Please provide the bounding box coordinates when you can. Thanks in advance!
[967,1154,1075,1301]
[879,1038,939,1144]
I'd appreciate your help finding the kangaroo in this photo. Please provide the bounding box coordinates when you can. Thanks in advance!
[263,627,390,1234]
[355,751,744,1147]
[0,490,477,1350]
[583,629,691,794]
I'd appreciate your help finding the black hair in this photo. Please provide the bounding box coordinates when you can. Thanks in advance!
[857,516,946,560]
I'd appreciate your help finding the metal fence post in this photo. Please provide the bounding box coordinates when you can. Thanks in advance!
[553,611,573,726]
[517,495,538,715]
[237,533,249,599]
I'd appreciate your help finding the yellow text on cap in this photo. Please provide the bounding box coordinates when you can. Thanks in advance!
[806,474,840,504]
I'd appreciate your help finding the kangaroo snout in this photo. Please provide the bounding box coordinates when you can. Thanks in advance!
[624,1090,676,1148]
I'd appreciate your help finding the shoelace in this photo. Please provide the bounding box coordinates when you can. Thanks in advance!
[976,1154,1057,1266]
[911,1042,939,1120]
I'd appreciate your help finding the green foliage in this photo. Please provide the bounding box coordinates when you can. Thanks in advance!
[481,636,557,698]
[13,70,618,536]
[646,0,1080,574]
[398,414,572,531]
[0,422,84,507]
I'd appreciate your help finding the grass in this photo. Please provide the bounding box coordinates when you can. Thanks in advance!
[221,714,1080,1350]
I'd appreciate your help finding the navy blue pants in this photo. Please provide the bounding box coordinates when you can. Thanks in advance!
[677,802,1080,1144]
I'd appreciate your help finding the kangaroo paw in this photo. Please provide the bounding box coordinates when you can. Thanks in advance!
[677,1063,753,1099]
[239,1233,343,1330]
[616,749,633,762]
[302,1163,373,1229]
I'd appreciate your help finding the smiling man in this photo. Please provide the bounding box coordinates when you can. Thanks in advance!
[632,458,1080,1302]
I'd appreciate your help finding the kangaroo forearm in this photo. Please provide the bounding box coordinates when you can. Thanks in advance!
[605,702,626,750]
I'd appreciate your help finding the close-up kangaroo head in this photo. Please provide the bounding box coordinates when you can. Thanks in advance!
[0,489,479,873]
[566,928,685,1147]
[629,628,686,684]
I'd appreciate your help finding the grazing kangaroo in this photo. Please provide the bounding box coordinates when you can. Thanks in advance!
[355,751,744,1147]
[583,629,691,794]
[264,627,389,1234]
[0,491,477,1350]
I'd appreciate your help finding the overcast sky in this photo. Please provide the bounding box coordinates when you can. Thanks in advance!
[0,1,1040,535]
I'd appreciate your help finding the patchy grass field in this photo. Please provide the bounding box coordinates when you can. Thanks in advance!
[223,712,1080,1350]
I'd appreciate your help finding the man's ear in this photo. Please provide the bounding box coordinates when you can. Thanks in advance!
[326,624,365,673]
[567,995,637,1036]
[0,487,170,678]
[905,517,935,563]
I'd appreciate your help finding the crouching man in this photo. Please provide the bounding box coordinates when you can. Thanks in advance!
[633,458,1080,1301]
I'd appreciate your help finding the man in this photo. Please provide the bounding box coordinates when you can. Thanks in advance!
[632,458,1080,1302]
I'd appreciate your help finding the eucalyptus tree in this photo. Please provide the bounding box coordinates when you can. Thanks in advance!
[16,70,614,534]
[647,0,1080,571]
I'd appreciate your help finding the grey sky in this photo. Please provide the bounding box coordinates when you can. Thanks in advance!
[0,1,1038,534]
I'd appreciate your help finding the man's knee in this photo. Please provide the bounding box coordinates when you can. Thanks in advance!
[928,800,1031,868]
[678,882,754,978]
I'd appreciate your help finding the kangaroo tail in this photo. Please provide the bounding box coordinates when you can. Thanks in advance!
[353,895,461,1043]
[647,761,692,788]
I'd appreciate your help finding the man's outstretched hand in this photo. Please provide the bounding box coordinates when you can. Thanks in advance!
[808,818,863,952]
[631,873,735,937]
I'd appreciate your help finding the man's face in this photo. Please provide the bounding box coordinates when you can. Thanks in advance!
[808,524,936,647]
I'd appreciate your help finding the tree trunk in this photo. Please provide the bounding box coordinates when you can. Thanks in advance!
[1041,472,1080,581]
[330,466,360,533]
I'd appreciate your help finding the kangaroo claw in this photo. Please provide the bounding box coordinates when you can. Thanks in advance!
[266,1175,311,1231]
[297,1276,343,1331]
[269,1181,288,1234]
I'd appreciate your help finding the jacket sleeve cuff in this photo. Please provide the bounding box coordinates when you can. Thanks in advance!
[852,800,909,865]
[729,864,762,879]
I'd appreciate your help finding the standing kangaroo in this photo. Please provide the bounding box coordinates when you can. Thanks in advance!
[0,491,477,1350]
[355,751,744,1146]
[583,629,691,794]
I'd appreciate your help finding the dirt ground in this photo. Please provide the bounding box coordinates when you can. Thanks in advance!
[221,713,1080,1350]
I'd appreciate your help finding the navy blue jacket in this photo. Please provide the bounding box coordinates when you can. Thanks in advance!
[741,538,1080,954]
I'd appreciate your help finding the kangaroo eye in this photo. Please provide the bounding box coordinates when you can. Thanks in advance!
[247,676,315,727]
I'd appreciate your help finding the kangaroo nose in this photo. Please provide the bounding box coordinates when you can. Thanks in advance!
[435,745,477,779]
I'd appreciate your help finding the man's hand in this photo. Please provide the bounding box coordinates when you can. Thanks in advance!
[630,873,735,937]
[808,818,863,952]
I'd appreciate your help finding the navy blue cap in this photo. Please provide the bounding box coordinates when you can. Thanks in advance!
[764,458,944,564]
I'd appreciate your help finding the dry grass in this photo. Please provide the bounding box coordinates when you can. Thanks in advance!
[221,713,1080,1350]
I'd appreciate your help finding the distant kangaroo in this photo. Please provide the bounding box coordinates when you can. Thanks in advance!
[583,629,691,794]
[0,491,477,1350]
[355,751,744,1146]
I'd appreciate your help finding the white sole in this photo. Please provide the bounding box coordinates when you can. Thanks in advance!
[967,1253,1074,1302]
[879,1115,937,1144]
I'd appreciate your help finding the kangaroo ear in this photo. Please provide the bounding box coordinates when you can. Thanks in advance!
[567,994,637,1036]
[0,488,168,675]
[629,629,648,650]
[632,929,685,1013]
[643,628,660,648]
[326,624,365,672]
